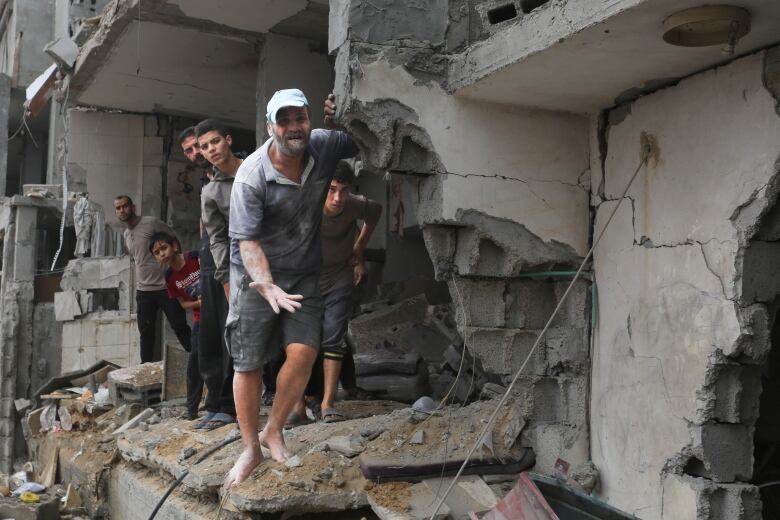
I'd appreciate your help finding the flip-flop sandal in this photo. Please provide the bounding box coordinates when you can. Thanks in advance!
[193,411,217,429]
[322,407,346,423]
[202,412,236,431]
[284,410,312,429]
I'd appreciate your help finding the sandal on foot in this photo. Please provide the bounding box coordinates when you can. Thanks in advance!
[322,407,346,423]
[202,412,236,431]
[193,411,217,429]
[284,410,312,429]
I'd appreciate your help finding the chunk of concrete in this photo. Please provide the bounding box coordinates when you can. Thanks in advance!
[354,351,422,376]
[422,475,498,517]
[326,435,365,457]
[112,408,154,437]
[367,482,451,520]
[54,290,82,321]
[44,36,79,69]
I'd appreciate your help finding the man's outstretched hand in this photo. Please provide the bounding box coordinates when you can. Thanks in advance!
[324,93,337,129]
[248,281,303,314]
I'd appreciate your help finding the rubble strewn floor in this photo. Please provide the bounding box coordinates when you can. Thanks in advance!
[114,399,529,516]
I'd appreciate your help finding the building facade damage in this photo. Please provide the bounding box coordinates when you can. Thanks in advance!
[0,0,778,518]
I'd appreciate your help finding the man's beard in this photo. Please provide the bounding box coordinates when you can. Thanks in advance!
[194,153,210,169]
[273,130,308,157]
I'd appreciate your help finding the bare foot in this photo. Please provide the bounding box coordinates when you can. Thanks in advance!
[223,445,263,489]
[258,428,291,463]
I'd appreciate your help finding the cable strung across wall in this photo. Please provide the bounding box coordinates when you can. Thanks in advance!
[429,142,654,519]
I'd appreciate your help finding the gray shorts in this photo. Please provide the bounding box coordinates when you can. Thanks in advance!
[225,264,322,373]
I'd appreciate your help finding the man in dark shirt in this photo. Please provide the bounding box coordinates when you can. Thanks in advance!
[224,90,357,488]
[178,126,237,427]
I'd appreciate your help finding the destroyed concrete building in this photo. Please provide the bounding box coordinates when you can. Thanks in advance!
[0,0,779,518]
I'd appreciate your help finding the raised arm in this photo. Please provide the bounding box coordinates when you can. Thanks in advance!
[352,198,382,285]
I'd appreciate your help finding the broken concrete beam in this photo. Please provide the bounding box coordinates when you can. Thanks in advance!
[452,210,581,278]
[348,295,429,351]
[112,408,154,437]
[354,351,422,376]
[367,482,451,520]
[356,368,430,403]
[422,475,498,518]
[54,290,82,321]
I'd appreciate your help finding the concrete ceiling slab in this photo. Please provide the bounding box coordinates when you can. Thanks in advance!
[450,0,780,113]
[167,0,307,33]
[74,21,258,129]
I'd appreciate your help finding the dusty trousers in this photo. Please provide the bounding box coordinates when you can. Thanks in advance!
[135,289,191,363]
[199,273,235,416]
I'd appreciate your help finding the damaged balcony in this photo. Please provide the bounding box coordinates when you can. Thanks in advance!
[449,0,780,112]
[66,0,331,131]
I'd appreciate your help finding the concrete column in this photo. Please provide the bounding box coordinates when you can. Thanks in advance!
[13,206,36,281]
[0,74,10,195]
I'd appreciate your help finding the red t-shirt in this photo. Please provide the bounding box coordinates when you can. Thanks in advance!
[165,251,201,322]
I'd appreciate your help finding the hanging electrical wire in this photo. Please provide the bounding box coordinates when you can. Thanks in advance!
[429,143,654,519]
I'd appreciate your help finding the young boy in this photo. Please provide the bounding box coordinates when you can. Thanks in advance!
[149,231,204,421]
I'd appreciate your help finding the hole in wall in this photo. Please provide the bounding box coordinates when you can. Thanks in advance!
[487,3,518,25]
[520,0,551,14]
[89,288,120,311]
[683,457,709,478]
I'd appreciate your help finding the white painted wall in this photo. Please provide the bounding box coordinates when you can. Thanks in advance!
[68,110,170,226]
[591,53,780,519]
[352,60,590,255]
[68,111,145,220]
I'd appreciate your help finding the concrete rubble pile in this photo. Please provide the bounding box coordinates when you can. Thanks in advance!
[347,293,495,404]
[12,361,170,519]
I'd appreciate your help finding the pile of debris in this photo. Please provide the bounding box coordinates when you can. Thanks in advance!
[348,294,498,404]
[13,360,173,519]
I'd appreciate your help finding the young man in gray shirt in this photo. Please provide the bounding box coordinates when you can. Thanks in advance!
[315,165,381,422]
[114,195,191,362]
[224,89,357,488]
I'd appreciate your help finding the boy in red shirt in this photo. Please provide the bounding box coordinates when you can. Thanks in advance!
[149,231,204,422]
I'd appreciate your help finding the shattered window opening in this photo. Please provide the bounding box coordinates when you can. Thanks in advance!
[487,3,518,25]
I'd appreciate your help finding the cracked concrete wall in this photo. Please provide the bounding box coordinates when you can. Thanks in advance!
[333,0,592,476]
[591,52,780,519]
[1,0,55,87]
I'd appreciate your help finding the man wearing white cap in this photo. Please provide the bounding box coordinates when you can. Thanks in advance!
[224,89,357,487]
